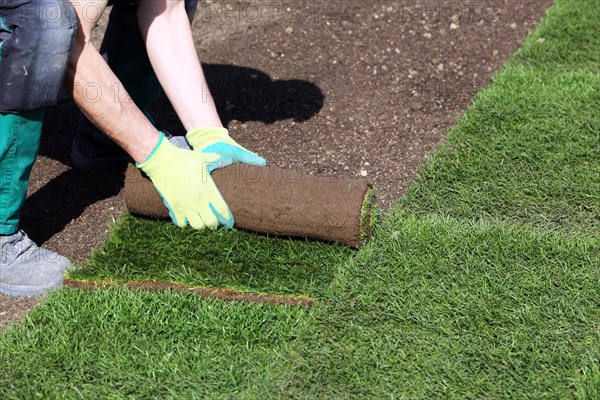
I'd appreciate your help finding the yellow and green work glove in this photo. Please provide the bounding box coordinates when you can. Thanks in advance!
[186,127,267,169]
[137,132,233,230]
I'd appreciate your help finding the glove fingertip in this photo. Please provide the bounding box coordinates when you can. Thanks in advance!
[209,203,234,229]
[156,190,186,227]
[174,216,187,228]
[238,153,267,167]
[207,155,235,173]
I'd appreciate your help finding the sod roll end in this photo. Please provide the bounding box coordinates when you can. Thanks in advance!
[124,164,378,248]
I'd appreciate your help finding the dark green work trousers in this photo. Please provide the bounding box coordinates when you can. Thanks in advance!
[0,0,197,234]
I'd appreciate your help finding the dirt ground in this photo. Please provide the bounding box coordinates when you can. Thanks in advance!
[1,0,553,330]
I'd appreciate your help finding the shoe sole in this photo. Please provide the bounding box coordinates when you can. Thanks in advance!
[0,275,63,297]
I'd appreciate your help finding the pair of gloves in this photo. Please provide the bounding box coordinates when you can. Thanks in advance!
[136,127,266,230]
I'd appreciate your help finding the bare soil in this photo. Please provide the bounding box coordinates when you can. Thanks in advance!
[1,0,553,331]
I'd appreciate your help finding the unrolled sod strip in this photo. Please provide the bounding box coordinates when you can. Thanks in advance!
[124,164,379,248]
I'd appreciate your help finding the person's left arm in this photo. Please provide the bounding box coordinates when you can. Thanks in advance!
[137,0,266,167]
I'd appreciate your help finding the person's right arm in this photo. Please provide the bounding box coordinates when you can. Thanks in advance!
[65,0,159,163]
[64,0,233,229]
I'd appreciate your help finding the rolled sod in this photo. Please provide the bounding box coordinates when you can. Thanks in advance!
[124,164,378,248]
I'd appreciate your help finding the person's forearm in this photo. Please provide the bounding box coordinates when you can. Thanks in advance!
[137,0,222,130]
[65,1,160,163]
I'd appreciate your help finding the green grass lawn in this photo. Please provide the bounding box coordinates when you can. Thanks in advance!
[276,213,599,398]
[403,66,600,234]
[67,214,352,297]
[1,0,599,398]
[0,289,309,398]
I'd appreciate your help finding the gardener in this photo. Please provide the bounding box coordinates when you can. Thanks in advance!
[0,0,265,297]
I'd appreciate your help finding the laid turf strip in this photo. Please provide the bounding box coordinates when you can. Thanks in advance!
[404,67,600,235]
[403,1,600,235]
[1,0,599,398]
[274,213,600,398]
[0,289,308,398]
[512,0,600,72]
[67,214,352,297]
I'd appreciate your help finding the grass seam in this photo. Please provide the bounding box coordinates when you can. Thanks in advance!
[63,278,315,308]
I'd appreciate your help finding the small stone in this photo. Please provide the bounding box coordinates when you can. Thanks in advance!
[360,170,368,177]
[410,101,423,111]
[353,40,365,47]
[450,23,459,30]
[437,63,445,71]
[423,32,432,39]
[510,22,517,29]
[537,37,546,44]
[285,27,294,34]
[325,150,334,156]
[409,68,418,76]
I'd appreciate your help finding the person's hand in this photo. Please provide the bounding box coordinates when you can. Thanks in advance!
[137,132,233,230]
[186,127,267,169]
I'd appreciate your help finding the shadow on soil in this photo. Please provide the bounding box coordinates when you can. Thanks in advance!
[21,63,324,246]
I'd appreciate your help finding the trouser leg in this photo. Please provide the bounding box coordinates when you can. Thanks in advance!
[0,110,44,235]
[0,111,72,298]
[0,0,76,234]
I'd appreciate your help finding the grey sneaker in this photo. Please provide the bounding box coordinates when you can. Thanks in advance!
[0,231,72,297]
